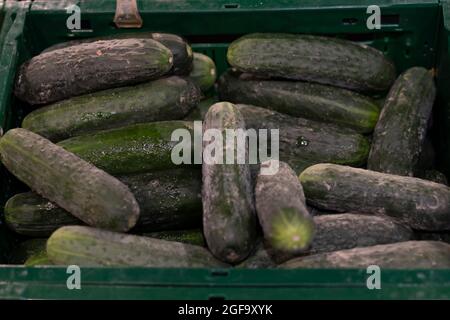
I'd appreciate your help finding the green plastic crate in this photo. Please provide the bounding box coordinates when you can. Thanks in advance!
[1,0,450,300]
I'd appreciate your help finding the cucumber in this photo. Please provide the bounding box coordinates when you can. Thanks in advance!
[279,241,450,269]
[25,251,52,266]
[218,70,380,133]
[227,33,396,93]
[57,121,195,175]
[143,229,205,246]
[300,164,450,231]
[184,97,217,121]
[419,170,448,185]
[9,239,47,264]
[237,104,370,174]
[15,39,173,105]
[22,77,202,142]
[47,226,227,268]
[236,242,277,269]
[308,214,413,255]
[242,213,413,265]
[368,67,436,176]
[5,168,202,237]
[42,33,193,75]
[189,53,217,92]
[202,102,257,264]
[255,160,314,252]
[0,128,140,232]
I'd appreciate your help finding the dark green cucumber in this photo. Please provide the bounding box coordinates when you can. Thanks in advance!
[255,160,314,252]
[5,192,83,237]
[308,214,413,255]
[189,53,217,92]
[47,226,227,268]
[42,33,193,75]
[419,170,448,185]
[143,229,205,246]
[368,67,436,176]
[9,239,47,264]
[15,39,173,105]
[5,168,202,237]
[237,104,370,174]
[219,70,380,133]
[300,164,450,231]
[279,241,450,269]
[227,33,396,93]
[0,128,140,232]
[22,76,202,142]
[202,102,257,264]
[57,121,195,175]
[184,97,217,121]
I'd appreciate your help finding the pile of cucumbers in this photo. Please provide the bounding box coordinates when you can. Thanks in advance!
[1,32,450,269]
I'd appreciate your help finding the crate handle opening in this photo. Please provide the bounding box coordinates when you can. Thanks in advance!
[114,0,143,29]
[223,4,240,9]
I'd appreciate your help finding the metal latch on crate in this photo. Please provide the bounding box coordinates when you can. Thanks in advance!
[114,0,143,28]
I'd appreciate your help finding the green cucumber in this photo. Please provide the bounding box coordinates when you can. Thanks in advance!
[368,67,436,176]
[189,53,217,92]
[25,251,52,266]
[419,170,448,185]
[279,241,450,269]
[184,97,217,121]
[202,102,257,264]
[300,164,450,231]
[237,104,370,174]
[15,39,173,105]
[0,128,140,232]
[57,121,195,175]
[47,226,227,268]
[227,33,396,93]
[42,32,193,75]
[219,70,380,133]
[22,77,202,142]
[5,168,202,237]
[308,214,413,255]
[255,160,314,252]
[143,229,205,246]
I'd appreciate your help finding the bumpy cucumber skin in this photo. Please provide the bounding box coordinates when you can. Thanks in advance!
[368,67,436,176]
[5,169,202,237]
[219,71,380,133]
[47,226,227,268]
[255,161,314,252]
[22,77,202,142]
[227,33,396,93]
[309,214,413,255]
[57,121,195,175]
[189,53,217,92]
[0,128,140,232]
[202,102,257,264]
[143,229,205,246]
[42,32,193,75]
[279,241,450,269]
[237,104,370,174]
[300,164,450,231]
[15,39,173,105]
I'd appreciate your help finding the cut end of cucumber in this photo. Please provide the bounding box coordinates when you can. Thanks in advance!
[269,208,315,253]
